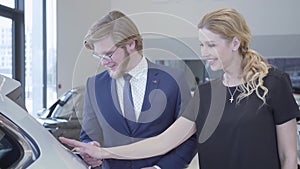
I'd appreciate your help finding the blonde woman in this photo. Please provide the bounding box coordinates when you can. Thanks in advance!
[60,8,300,169]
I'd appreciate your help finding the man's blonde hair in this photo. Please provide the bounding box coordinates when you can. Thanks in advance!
[84,11,143,54]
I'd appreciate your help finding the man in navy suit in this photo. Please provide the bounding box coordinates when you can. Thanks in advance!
[79,10,197,169]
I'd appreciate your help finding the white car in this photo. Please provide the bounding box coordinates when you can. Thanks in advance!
[0,74,89,169]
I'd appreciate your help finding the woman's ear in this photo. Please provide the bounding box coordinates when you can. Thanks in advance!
[232,36,241,51]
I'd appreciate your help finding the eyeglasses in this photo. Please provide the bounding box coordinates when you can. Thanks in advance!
[92,47,119,61]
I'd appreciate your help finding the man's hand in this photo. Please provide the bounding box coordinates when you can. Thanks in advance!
[80,141,102,167]
[59,137,103,159]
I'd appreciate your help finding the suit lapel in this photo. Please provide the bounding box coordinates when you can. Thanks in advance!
[138,68,160,123]
[111,79,122,115]
[95,75,131,135]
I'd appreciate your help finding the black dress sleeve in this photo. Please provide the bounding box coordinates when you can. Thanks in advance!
[180,87,200,122]
[267,69,300,125]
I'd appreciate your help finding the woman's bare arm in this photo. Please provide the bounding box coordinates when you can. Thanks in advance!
[59,116,196,159]
[276,118,298,169]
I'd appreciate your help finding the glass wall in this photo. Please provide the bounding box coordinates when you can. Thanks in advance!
[25,0,43,114]
[24,0,57,114]
[46,0,57,108]
[0,16,12,78]
[0,0,14,8]
[1,1,57,115]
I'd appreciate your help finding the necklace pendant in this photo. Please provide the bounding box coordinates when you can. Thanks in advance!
[227,86,238,103]
[229,97,234,103]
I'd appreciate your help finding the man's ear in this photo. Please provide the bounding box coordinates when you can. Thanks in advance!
[232,36,241,51]
[125,40,136,52]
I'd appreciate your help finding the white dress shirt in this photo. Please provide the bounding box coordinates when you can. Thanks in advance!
[116,57,162,169]
[116,56,148,121]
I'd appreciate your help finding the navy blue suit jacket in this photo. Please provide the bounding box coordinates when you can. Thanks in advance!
[80,61,197,169]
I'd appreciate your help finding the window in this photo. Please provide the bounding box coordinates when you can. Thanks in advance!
[1,1,57,115]
[0,0,14,8]
[46,0,57,108]
[24,1,57,114]
[0,16,12,78]
[24,0,44,113]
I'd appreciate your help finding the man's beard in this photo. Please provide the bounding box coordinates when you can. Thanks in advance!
[109,49,130,79]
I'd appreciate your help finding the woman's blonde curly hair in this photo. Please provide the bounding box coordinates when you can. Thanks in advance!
[198,8,270,104]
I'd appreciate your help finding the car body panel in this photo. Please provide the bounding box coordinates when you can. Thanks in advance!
[0,74,20,95]
[0,75,88,169]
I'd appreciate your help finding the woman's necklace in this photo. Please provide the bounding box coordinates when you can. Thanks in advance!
[223,73,242,103]
[227,86,238,103]
[223,74,242,103]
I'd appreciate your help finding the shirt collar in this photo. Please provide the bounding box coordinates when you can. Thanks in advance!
[127,57,148,80]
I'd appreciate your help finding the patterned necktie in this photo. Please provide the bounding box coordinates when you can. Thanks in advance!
[123,73,136,122]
